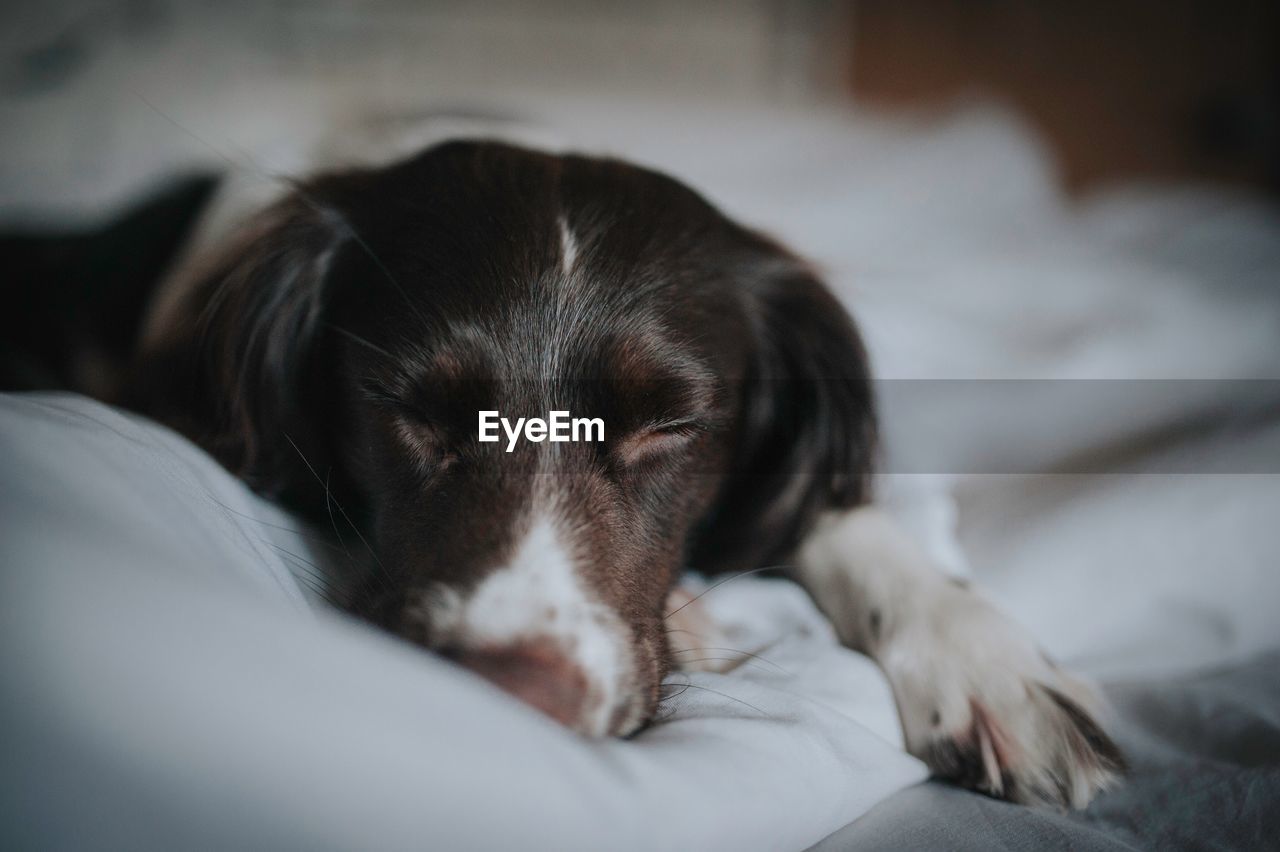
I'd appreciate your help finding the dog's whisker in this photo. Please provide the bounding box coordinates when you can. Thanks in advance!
[284,433,397,594]
[657,681,769,717]
[658,681,695,703]
[673,656,774,674]
[323,467,403,608]
[134,92,263,180]
[664,565,791,620]
[204,496,349,554]
[672,646,790,674]
[265,543,332,590]
[299,196,434,332]
[265,541,329,584]
[268,545,330,598]
[328,325,398,362]
[663,627,711,637]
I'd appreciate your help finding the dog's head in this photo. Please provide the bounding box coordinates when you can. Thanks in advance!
[141,141,874,735]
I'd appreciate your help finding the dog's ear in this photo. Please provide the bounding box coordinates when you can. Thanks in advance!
[692,257,877,574]
[135,188,353,503]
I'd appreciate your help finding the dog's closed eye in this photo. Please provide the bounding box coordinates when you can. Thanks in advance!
[393,413,460,474]
[367,392,461,475]
[615,419,707,467]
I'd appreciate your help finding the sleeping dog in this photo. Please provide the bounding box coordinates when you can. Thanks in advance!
[132,140,1123,808]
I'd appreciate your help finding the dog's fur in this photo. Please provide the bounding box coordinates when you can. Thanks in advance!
[131,140,1123,806]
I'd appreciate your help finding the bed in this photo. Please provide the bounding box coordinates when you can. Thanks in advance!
[2,97,1278,850]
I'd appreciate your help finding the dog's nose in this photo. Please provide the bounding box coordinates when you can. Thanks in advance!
[450,642,589,730]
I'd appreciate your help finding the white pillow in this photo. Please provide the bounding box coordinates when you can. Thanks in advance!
[0,393,922,851]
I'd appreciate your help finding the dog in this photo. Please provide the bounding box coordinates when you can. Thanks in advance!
[130,139,1123,808]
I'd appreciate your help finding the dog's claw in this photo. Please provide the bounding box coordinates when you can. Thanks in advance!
[918,680,1125,808]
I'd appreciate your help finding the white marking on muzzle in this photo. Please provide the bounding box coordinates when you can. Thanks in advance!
[424,514,634,736]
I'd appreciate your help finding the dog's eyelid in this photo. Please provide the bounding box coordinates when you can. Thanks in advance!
[390,410,443,444]
[379,400,463,456]
[392,401,439,427]
[645,416,709,435]
[648,405,733,435]
[360,383,440,427]
[614,418,707,467]
[391,414,464,479]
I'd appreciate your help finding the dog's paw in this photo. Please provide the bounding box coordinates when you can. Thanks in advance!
[885,587,1126,809]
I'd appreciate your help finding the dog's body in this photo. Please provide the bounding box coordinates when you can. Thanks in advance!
[131,140,1122,807]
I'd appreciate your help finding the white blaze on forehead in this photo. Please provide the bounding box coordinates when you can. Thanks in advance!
[557,215,579,274]
[425,513,635,736]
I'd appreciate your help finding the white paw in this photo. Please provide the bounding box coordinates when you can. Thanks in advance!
[883,583,1125,808]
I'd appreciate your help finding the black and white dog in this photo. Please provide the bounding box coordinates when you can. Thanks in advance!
[131,139,1123,808]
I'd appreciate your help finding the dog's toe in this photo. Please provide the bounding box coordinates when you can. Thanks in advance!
[921,680,1125,808]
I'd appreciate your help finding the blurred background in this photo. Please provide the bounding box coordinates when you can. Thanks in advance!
[2,0,1278,216]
